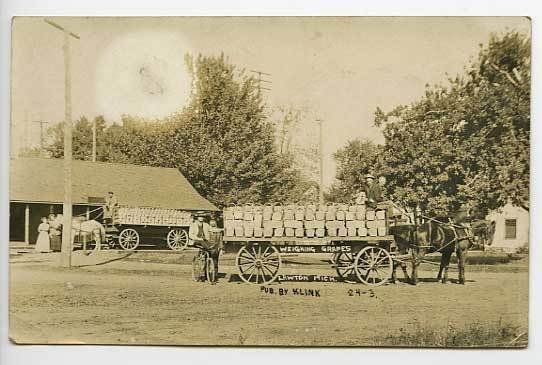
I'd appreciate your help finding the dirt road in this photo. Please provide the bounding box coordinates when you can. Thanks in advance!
[9,250,528,346]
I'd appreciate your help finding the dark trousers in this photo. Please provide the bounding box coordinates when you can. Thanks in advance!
[208,249,220,282]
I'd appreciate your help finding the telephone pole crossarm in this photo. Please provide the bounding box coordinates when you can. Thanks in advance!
[249,69,272,94]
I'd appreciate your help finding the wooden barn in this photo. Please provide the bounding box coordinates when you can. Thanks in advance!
[9,158,217,245]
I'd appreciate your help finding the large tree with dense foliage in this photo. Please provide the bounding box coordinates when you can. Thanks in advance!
[165,54,310,207]
[372,31,530,214]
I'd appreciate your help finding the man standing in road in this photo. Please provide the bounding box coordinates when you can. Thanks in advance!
[189,212,211,244]
[207,217,223,284]
[189,212,212,282]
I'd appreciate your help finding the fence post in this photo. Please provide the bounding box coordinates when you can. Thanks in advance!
[24,204,30,245]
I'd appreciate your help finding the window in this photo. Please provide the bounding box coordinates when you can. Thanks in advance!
[504,219,517,239]
[87,196,105,204]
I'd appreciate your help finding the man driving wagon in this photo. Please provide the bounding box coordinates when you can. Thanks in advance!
[103,191,119,228]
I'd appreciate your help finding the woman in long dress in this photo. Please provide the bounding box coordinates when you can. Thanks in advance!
[35,217,51,253]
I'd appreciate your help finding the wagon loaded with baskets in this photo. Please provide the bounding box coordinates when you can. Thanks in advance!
[106,206,193,251]
[222,198,408,286]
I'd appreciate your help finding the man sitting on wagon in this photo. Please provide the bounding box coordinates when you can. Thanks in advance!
[364,173,383,209]
[103,191,119,228]
[365,173,410,225]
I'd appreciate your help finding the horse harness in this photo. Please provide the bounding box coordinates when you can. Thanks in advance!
[416,215,474,253]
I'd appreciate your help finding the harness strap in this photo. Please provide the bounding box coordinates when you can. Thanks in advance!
[420,214,468,230]
[73,206,104,218]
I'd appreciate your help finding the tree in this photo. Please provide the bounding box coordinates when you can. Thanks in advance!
[272,105,320,195]
[456,32,530,211]
[167,54,309,207]
[326,139,384,203]
[373,31,530,214]
[45,115,107,161]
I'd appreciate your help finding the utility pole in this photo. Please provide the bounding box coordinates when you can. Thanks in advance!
[249,70,271,95]
[32,120,49,149]
[44,19,80,268]
[316,118,324,204]
[23,112,28,152]
[92,117,96,162]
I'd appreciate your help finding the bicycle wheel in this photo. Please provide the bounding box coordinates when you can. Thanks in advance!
[206,257,216,283]
[191,251,206,282]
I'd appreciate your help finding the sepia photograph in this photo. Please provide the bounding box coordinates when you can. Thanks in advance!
[7,16,530,347]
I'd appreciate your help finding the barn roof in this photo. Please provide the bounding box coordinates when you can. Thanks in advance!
[10,158,218,211]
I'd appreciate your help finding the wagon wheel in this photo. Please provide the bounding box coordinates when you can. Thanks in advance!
[354,246,393,286]
[335,252,358,283]
[118,228,140,250]
[236,243,281,285]
[330,252,340,264]
[167,228,189,251]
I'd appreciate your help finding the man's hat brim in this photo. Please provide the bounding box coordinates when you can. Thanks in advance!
[366,174,375,179]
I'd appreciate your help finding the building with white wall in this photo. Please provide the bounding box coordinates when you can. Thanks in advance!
[487,203,529,253]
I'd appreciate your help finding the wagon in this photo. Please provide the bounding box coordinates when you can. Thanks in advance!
[222,235,397,286]
[105,206,193,251]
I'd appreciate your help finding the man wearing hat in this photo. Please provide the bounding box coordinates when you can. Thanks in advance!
[104,191,119,227]
[189,212,214,282]
[189,212,211,243]
[364,173,383,209]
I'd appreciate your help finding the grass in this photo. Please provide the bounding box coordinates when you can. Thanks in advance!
[372,319,527,348]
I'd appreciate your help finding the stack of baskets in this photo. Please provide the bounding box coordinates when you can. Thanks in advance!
[223,199,388,238]
[116,207,192,226]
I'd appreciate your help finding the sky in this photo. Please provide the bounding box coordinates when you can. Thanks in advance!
[11,16,530,187]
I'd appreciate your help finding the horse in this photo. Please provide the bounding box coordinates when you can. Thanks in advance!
[71,216,106,251]
[389,208,495,285]
[383,201,414,284]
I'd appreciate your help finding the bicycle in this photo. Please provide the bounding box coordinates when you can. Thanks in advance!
[191,243,217,284]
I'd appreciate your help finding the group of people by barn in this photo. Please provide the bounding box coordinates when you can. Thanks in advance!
[34,191,119,253]
[34,213,62,253]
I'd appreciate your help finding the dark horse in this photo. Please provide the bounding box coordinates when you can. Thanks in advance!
[389,209,496,285]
